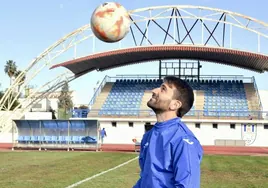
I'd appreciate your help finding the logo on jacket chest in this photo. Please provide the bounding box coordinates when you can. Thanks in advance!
[143,142,149,149]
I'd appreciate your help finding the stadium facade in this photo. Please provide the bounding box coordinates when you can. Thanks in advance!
[1,5,268,151]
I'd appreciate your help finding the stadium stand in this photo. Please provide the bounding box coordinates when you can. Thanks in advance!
[244,83,262,111]
[85,77,262,119]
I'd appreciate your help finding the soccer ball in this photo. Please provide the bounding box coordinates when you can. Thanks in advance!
[90,2,131,43]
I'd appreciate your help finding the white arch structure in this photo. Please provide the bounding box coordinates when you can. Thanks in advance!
[1,5,268,133]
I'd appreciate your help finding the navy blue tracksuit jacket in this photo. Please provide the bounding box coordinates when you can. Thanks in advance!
[133,117,203,188]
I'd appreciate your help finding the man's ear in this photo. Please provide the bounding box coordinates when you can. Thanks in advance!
[170,100,182,111]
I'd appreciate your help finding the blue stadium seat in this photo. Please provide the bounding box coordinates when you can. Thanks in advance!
[201,79,249,117]
[30,136,38,143]
[51,136,57,143]
[71,136,80,143]
[98,79,249,117]
[23,136,31,143]
[58,136,64,143]
[44,136,52,143]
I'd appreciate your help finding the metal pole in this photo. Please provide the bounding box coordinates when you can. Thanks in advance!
[179,59,181,78]
[67,120,70,151]
[222,15,227,47]
[173,13,176,44]
[230,25,232,48]
[97,121,100,151]
[148,10,152,45]
[39,120,41,151]
[11,121,14,151]
[146,21,149,45]
[159,60,162,79]
[201,20,204,45]
[198,61,200,82]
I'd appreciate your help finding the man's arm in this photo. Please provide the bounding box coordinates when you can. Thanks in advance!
[133,133,148,188]
[171,136,203,188]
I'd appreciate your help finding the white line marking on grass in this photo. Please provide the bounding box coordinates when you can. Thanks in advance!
[65,156,138,188]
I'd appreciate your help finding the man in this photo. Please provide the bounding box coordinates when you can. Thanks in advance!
[100,128,107,144]
[133,76,203,188]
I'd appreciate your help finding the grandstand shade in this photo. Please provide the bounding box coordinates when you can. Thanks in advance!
[50,45,268,76]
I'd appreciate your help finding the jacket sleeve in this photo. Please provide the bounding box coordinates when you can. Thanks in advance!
[171,136,202,188]
[133,134,146,188]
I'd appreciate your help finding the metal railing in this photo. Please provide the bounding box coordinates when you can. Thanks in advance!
[88,75,110,108]
[252,76,263,111]
[114,74,254,83]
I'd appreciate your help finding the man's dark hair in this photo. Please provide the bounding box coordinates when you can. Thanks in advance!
[163,76,194,117]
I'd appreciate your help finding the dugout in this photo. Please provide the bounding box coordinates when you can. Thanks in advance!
[12,119,100,151]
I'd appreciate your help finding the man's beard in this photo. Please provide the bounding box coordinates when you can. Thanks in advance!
[147,97,170,114]
[147,98,159,113]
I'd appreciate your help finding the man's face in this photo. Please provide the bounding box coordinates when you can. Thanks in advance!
[147,82,179,113]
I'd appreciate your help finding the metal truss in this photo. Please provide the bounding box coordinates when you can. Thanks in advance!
[0,24,94,111]
[1,5,268,133]
[0,71,76,133]
[128,5,268,51]
[0,24,94,132]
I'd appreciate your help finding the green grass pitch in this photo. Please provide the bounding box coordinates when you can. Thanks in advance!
[0,151,268,188]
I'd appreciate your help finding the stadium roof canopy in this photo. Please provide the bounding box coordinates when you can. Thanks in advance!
[50,45,268,76]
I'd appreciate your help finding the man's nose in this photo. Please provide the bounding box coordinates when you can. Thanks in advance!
[151,88,159,94]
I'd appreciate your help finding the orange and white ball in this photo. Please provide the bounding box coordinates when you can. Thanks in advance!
[90,2,131,43]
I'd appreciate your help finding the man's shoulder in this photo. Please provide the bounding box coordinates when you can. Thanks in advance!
[143,129,153,138]
[177,121,197,137]
[169,132,203,158]
[161,120,189,137]
[141,128,153,141]
[170,121,201,146]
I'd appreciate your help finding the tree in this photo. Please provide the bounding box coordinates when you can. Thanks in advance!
[14,70,26,93]
[4,60,17,86]
[58,82,73,119]
[79,105,89,109]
